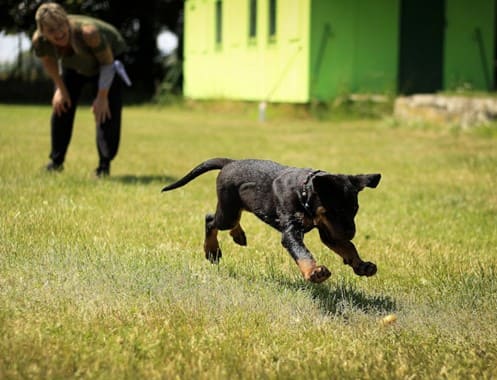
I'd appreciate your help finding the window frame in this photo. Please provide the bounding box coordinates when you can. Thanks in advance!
[268,0,277,40]
[215,0,223,46]
[249,0,257,39]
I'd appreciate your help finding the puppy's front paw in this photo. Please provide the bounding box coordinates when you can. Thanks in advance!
[353,261,377,277]
[308,265,332,283]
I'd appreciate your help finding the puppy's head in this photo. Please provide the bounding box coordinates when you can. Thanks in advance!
[312,173,381,241]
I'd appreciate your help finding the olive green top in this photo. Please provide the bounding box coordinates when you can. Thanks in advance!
[32,15,127,77]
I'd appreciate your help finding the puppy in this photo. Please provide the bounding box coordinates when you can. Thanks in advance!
[162,158,381,283]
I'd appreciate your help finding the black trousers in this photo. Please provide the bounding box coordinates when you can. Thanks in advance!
[49,68,122,168]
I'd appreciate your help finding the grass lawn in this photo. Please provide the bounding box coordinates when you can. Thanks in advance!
[1,103,496,379]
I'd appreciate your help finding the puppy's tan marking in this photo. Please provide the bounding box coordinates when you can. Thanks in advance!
[297,259,331,283]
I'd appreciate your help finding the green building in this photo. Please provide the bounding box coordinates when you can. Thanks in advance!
[183,0,495,103]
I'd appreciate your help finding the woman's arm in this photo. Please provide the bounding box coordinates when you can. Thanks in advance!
[82,24,114,124]
[40,55,72,116]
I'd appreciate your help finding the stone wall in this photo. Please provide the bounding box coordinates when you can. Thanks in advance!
[394,95,497,127]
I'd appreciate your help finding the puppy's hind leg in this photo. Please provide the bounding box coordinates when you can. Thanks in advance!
[204,207,244,263]
[205,190,245,262]
[229,223,247,246]
[204,213,222,263]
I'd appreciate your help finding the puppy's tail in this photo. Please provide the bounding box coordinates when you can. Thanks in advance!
[162,157,234,192]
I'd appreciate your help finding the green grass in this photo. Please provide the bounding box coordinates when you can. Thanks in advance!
[1,103,497,379]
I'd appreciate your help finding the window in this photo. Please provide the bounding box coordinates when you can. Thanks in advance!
[249,0,257,38]
[268,0,277,38]
[215,0,222,44]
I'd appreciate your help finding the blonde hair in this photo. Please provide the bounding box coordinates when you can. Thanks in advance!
[35,2,68,35]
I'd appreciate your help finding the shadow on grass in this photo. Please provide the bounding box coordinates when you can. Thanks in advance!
[222,264,397,316]
[279,278,397,316]
[110,174,176,185]
[312,281,397,316]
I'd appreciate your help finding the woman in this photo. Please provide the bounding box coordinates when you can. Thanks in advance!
[32,2,129,177]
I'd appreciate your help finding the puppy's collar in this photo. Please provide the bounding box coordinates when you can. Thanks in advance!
[299,169,322,215]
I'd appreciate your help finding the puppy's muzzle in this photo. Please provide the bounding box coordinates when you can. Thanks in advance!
[314,207,355,241]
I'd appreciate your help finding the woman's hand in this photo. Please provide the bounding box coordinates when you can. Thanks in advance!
[92,93,111,125]
[52,87,71,116]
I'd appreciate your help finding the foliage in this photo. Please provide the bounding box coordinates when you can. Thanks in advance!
[1,104,497,379]
[309,95,394,121]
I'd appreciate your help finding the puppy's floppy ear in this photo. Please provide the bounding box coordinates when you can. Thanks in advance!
[350,174,381,191]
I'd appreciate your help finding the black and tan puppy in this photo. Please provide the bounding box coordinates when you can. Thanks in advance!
[162,158,381,283]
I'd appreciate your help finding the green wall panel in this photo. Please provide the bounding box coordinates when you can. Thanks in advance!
[310,0,399,100]
[184,0,311,102]
[354,0,399,94]
[184,0,496,102]
[444,0,495,91]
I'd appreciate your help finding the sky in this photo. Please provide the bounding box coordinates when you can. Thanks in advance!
[0,30,178,63]
[0,31,30,63]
